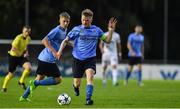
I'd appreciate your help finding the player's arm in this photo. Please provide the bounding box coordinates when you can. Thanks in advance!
[127,41,136,56]
[23,47,29,58]
[101,17,117,43]
[11,47,21,56]
[99,40,104,54]
[57,37,70,59]
[117,42,122,57]
[11,36,21,56]
[42,36,58,58]
[141,42,144,59]
[66,40,74,47]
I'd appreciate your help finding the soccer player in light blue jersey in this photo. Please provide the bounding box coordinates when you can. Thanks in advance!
[125,25,144,86]
[57,9,117,105]
[19,12,71,102]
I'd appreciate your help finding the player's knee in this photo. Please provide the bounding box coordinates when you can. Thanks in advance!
[74,79,81,87]
[112,65,117,69]
[8,72,14,78]
[24,66,31,72]
[24,63,32,71]
[87,79,93,85]
[86,75,93,84]
[55,77,62,84]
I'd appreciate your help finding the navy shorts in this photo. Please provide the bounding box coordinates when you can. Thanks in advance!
[36,60,61,77]
[128,57,142,65]
[72,57,96,78]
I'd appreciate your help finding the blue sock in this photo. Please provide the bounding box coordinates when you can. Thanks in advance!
[126,71,131,80]
[137,70,142,83]
[86,84,93,101]
[22,86,30,98]
[34,77,58,86]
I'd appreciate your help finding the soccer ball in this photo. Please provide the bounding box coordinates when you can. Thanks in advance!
[57,93,71,105]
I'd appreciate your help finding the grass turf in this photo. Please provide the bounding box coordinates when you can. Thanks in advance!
[0,77,180,108]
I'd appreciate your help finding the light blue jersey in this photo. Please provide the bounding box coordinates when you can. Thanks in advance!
[68,25,104,60]
[128,32,144,57]
[38,26,67,63]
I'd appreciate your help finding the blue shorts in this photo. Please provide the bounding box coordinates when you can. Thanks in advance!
[72,57,96,78]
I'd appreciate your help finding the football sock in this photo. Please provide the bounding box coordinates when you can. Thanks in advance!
[137,70,142,83]
[34,77,58,86]
[86,84,93,100]
[22,87,30,98]
[112,69,118,85]
[126,71,131,80]
[102,71,106,84]
[19,69,30,83]
[2,73,13,89]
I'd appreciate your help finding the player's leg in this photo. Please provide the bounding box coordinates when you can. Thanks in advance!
[125,57,134,85]
[30,62,61,88]
[111,64,118,86]
[111,56,119,86]
[19,75,45,102]
[125,65,133,84]
[102,65,107,85]
[101,53,108,85]
[85,68,94,105]
[1,72,14,92]
[33,76,61,86]
[72,57,84,96]
[1,55,17,92]
[73,78,81,96]
[29,75,61,97]
[19,61,31,90]
[31,60,61,86]
[84,57,96,105]
[137,63,143,86]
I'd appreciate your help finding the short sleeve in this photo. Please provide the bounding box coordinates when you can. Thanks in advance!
[142,35,145,42]
[27,36,31,44]
[97,27,104,38]
[46,29,58,40]
[12,35,21,47]
[117,33,120,43]
[67,27,79,40]
[128,34,132,42]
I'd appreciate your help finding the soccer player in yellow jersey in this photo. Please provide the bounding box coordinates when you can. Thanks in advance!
[1,26,31,92]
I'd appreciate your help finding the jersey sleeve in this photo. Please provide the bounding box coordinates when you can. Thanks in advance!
[128,34,132,42]
[46,29,58,41]
[27,36,31,44]
[142,35,145,42]
[117,33,121,43]
[97,27,106,41]
[12,35,21,47]
[67,27,79,40]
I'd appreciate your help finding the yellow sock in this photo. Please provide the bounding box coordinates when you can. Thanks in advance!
[19,69,30,83]
[2,73,13,89]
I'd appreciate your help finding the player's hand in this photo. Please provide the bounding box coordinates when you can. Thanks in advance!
[23,53,29,58]
[142,55,144,60]
[108,17,117,31]
[52,50,59,60]
[100,49,104,54]
[118,52,122,60]
[57,52,62,60]
[130,51,136,56]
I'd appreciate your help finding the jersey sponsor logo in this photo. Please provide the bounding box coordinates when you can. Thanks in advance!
[160,70,178,80]
[79,36,97,40]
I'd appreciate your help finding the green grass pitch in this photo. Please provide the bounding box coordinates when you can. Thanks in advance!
[0,77,180,108]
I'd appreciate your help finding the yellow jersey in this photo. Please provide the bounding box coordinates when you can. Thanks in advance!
[9,34,31,57]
